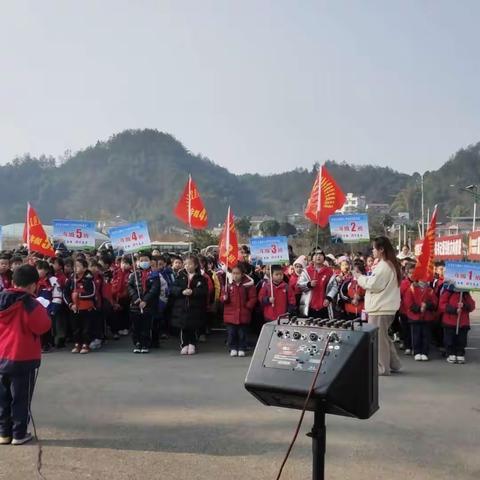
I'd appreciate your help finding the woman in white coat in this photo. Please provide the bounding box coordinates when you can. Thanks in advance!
[353,236,402,376]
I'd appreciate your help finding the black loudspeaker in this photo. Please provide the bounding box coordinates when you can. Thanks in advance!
[244,321,379,420]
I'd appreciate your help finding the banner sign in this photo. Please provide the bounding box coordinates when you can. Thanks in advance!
[109,221,151,253]
[250,236,289,264]
[53,220,96,250]
[0,225,2,251]
[414,234,463,260]
[329,214,370,243]
[468,231,480,261]
[444,261,480,291]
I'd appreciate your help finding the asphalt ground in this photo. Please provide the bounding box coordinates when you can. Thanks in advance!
[0,323,479,480]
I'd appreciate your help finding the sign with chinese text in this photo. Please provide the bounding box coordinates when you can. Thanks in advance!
[414,234,463,260]
[250,236,289,264]
[467,231,480,261]
[109,221,151,253]
[53,220,96,250]
[445,261,480,291]
[329,214,370,243]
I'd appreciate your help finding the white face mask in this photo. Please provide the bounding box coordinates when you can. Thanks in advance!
[138,261,150,270]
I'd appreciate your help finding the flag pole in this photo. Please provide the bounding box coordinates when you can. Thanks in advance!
[225,206,231,291]
[188,174,193,252]
[456,291,463,335]
[269,264,275,308]
[316,166,322,250]
[26,202,30,256]
[131,253,144,314]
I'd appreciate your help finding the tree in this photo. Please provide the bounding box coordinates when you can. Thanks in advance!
[259,220,280,236]
[192,230,219,250]
[278,222,297,237]
[235,216,251,237]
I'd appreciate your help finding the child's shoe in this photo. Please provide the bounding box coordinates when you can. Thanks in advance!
[180,346,189,355]
[230,349,238,357]
[446,355,457,364]
[421,355,429,361]
[238,350,246,357]
[0,436,12,445]
[187,344,196,355]
[404,349,412,355]
[456,356,465,364]
[133,343,142,354]
[12,433,33,445]
[79,345,90,354]
[414,354,422,361]
[140,347,150,354]
[71,344,81,354]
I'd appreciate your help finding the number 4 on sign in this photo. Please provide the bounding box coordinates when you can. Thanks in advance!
[131,232,138,241]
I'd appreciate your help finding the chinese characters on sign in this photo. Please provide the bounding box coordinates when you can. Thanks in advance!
[250,236,290,264]
[108,221,151,253]
[414,234,463,260]
[328,214,370,243]
[53,220,96,250]
[445,261,480,291]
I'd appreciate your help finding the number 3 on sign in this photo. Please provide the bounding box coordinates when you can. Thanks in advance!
[271,244,277,254]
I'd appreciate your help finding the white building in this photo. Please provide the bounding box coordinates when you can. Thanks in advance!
[339,193,366,214]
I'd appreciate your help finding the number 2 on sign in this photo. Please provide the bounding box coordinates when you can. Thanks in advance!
[350,222,356,232]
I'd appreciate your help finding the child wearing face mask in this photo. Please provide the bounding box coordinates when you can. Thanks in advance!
[128,253,160,354]
[288,256,307,313]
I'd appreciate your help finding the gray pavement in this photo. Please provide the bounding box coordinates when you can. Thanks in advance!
[0,324,479,480]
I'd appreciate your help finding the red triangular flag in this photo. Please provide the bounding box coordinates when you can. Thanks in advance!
[412,206,437,282]
[218,206,239,269]
[305,165,346,227]
[174,175,208,229]
[25,203,55,257]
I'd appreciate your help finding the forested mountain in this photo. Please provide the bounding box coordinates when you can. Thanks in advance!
[0,129,478,229]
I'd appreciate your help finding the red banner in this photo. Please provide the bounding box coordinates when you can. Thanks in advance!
[414,234,464,261]
[218,207,239,269]
[173,175,208,229]
[412,207,437,282]
[468,231,480,261]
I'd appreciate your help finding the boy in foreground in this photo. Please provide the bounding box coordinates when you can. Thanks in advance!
[0,265,51,445]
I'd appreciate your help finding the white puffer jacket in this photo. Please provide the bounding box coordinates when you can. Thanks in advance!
[357,259,400,316]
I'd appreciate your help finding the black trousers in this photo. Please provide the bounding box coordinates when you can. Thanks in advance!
[116,299,130,331]
[0,370,36,440]
[180,328,197,347]
[130,310,152,348]
[411,322,431,355]
[443,327,469,356]
[71,310,93,345]
[226,324,248,350]
[90,310,105,340]
[399,313,412,349]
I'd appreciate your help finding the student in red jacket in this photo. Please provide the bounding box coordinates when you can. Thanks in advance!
[221,264,257,357]
[111,256,132,336]
[439,285,475,364]
[0,265,51,445]
[404,281,437,361]
[0,255,12,293]
[399,263,415,354]
[339,259,366,319]
[258,265,296,322]
[288,256,307,313]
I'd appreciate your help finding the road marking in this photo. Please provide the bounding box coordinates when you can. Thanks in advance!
[465,347,478,350]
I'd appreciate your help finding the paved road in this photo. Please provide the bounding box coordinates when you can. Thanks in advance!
[1,324,479,480]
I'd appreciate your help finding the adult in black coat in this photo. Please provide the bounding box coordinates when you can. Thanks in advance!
[170,256,208,355]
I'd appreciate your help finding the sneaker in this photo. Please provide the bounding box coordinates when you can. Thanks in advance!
[421,354,429,361]
[198,334,207,343]
[180,346,189,355]
[71,344,81,354]
[89,339,102,350]
[12,433,33,446]
[446,355,457,364]
[230,349,238,357]
[456,356,465,364]
[140,348,150,354]
[113,333,120,340]
[187,344,196,355]
[414,354,422,361]
[404,349,412,356]
[0,436,12,445]
[120,329,129,336]
[80,345,90,354]
[393,333,400,343]
[238,350,246,357]
[133,343,141,354]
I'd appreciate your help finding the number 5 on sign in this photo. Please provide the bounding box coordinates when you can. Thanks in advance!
[53,220,96,250]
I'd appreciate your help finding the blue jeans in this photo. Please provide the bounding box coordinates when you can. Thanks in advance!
[226,325,248,350]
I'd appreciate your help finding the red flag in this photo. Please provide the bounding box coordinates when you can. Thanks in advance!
[174,175,208,229]
[305,165,346,227]
[218,206,239,269]
[24,203,55,257]
[412,206,437,282]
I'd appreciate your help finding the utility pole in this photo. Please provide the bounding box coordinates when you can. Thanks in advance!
[421,173,425,239]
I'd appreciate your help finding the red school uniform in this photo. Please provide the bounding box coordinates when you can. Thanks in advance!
[439,290,475,329]
[404,284,437,322]
[258,280,295,322]
[222,276,257,325]
[303,265,333,310]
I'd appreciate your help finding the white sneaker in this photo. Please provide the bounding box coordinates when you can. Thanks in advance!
[230,349,238,357]
[0,436,11,445]
[446,355,457,364]
[120,329,129,336]
[187,344,196,355]
[421,354,429,361]
[414,354,422,361]
[89,339,102,350]
[12,433,33,446]
[456,356,465,364]
[181,346,189,355]
[238,350,246,357]
[404,349,412,355]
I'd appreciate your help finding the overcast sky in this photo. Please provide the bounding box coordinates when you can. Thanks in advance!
[1,0,479,175]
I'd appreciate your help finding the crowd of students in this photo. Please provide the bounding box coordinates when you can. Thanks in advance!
[0,238,475,364]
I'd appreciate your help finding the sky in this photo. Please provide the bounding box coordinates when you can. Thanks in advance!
[1,0,480,175]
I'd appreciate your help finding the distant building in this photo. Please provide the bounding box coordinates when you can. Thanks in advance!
[366,203,390,214]
[339,193,366,214]
[286,213,310,232]
[250,215,275,236]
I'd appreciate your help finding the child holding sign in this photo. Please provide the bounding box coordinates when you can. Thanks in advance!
[439,285,475,364]
[258,265,295,322]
